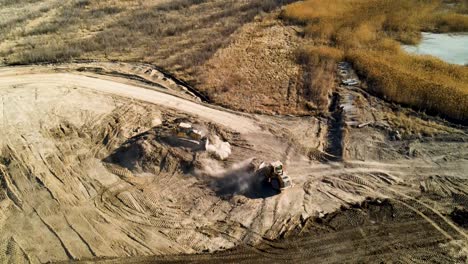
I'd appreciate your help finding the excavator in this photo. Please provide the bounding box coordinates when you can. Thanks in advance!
[256,161,293,192]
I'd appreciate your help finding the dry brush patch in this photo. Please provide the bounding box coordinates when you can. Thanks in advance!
[197,17,307,115]
[348,50,468,121]
[384,111,463,136]
[1,0,297,80]
[197,15,343,115]
[282,0,468,122]
[296,45,344,111]
[76,0,299,80]
[0,0,322,116]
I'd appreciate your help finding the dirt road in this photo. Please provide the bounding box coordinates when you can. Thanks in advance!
[0,65,466,263]
[0,71,259,134]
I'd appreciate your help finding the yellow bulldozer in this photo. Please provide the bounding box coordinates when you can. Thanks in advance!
[257,161,293,192]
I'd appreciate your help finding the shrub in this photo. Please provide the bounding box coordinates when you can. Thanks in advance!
[89,7,123,18]
[74,0,90,8]
[27,22,61,36]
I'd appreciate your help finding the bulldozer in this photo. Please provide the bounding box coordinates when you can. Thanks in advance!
[257,161,293,192]
[174,122,204,141]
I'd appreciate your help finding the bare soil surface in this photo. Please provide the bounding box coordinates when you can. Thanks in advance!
[197,15,306,115]
[0,64,466,263]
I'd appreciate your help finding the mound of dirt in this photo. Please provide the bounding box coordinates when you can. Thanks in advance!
[105,118,238,175]
[105,128,196,175]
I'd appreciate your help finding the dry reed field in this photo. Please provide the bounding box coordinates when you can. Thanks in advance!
[282,0,468,122]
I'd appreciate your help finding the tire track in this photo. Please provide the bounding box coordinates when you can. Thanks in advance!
[64,216,98,257]
[33,208,76,260]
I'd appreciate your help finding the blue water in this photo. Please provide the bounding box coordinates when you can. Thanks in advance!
[402,32,468,65]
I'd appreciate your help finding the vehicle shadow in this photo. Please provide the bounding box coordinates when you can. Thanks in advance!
[202,161,278,199]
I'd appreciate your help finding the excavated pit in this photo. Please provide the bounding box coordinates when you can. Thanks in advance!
[0,65,467,263]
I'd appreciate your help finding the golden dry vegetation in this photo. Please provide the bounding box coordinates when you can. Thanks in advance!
[384,111,463,136]
[0,0,296,80]
[196,18,344,115]
[197,17,309,115]
[282,0,468,122]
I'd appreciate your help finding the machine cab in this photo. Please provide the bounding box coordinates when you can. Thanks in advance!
[271,161,284,176]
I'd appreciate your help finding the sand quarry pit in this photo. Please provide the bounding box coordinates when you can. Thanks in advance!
[0,64,467,263]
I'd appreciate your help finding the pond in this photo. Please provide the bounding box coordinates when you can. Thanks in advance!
[402,32,468,65]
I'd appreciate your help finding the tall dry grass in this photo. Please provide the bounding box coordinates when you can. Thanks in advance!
[348,50,468,120]
[297,45,344,111]
[283,0,468,122]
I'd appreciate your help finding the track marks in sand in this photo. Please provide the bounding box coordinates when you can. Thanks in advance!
[309,160,468,248]
[389,191,468,241]
[0,73,260,134]
[1,67,466,263]
[0,237,31,264]
[33,208,76,260]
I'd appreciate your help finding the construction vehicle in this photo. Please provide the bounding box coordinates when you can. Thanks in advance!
[257,161,293,192]
[175,122,204,140]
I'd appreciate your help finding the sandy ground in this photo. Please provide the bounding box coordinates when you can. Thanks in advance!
[0,64,466,263]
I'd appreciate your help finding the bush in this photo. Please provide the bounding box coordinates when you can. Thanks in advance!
[74,0,90,8]
[9,39,82,64]
[27,22,61,36]
[89,7,122,18]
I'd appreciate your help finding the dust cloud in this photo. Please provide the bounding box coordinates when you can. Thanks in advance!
[205,135,232,160]
[195,158,276,198]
